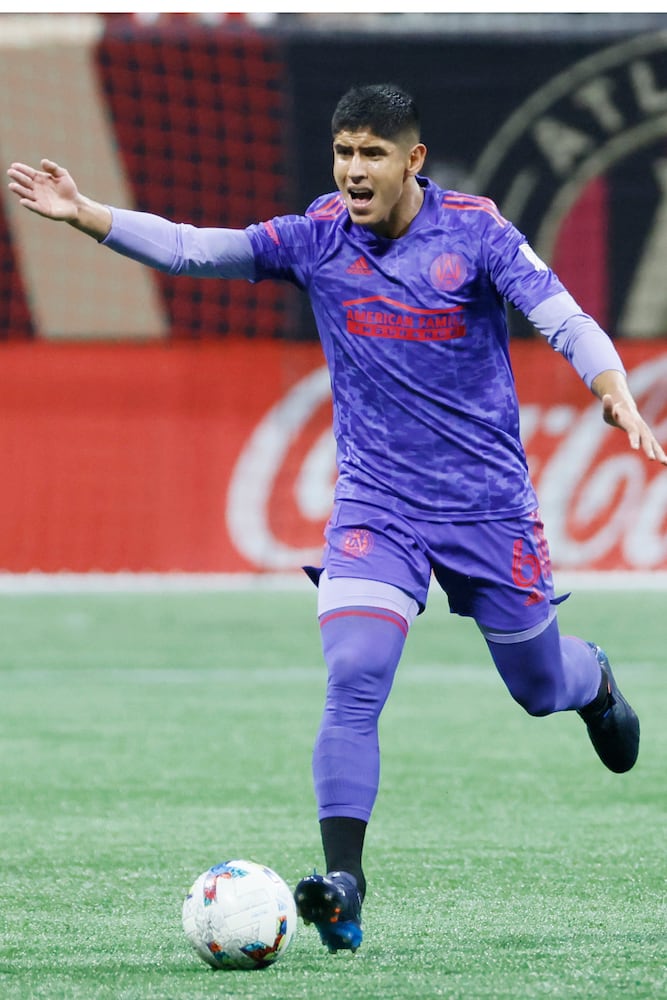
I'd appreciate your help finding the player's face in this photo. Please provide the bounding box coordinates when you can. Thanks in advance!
[332,128,426,238]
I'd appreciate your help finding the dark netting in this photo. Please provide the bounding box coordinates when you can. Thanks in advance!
[4,17,665,343]
[96,22,302,340]
[0,200,36,341]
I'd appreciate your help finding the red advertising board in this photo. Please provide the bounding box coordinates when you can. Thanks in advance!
[0,339,665,574]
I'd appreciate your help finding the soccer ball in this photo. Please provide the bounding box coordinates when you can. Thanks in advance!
[182,859,297,970]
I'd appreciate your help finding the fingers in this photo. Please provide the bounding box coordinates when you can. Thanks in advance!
[7,174,34,205]
[8,161,36,175]
[40,158,63,175]
[7,163,40,197]
[7,160,65,212]
[7,163,35,187]
[6,166,39,207]
[640,429,667,465]
[7,159,62,184]
[623,419,666,465]
[600,393,667,465]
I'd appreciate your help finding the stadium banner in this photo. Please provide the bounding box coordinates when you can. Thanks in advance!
[1,19,666,344]
[0,339,664,575]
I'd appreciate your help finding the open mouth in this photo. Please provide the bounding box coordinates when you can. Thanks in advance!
[349,188,373,209]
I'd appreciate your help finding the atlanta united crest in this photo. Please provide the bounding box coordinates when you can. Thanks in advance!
[342,528,374,558]
[472,31,667,339]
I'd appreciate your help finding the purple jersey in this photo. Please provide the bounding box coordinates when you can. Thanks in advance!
[246,177,569,522]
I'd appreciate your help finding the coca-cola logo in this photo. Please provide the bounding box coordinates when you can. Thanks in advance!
[226,356,667,572]
[226,366,334,569]
[528,356,667,570]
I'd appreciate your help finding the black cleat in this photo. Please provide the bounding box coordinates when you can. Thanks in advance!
[294,870,363,953]
[578,644,640,773]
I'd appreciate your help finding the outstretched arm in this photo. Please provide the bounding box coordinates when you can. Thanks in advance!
[528,291,667,466]
[7,158,111,240]
[7,158,255,279]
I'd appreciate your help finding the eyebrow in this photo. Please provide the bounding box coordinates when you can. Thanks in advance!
[333,141,389,155]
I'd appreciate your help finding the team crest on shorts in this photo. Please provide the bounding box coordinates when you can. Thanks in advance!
[342,528,374,558]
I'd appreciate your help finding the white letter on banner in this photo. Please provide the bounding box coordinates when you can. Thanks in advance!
[226,366,334,569]
[538,357,667,568]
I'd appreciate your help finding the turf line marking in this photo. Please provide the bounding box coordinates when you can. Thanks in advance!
[0,570,665,594]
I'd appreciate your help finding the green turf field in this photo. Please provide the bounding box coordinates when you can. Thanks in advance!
[1,585,665,999]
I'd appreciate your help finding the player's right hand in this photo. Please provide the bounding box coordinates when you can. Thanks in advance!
[7,158,80,222]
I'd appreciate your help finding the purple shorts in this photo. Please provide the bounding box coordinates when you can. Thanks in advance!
[319,498,560,633]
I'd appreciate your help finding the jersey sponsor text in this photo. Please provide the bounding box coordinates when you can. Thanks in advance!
[344,296,466,342]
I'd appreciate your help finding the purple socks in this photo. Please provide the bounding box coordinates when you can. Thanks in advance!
[485,617,601,716]
[313,607,601,827]
[313,607,407,822]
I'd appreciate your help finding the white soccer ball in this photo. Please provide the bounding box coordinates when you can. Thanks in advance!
[182,859,297,970]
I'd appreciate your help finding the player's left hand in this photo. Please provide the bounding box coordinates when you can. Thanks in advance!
[601,392,667,465]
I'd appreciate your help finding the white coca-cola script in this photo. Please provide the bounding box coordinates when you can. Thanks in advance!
[226,358,667,572]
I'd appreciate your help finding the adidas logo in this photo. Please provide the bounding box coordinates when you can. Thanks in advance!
[346,256,373,276]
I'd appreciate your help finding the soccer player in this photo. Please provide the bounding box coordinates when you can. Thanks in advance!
[8,83,666,957]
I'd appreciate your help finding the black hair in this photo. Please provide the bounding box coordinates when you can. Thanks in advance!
[331,83,420,141]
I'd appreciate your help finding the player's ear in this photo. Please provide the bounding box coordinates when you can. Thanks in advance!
[406,142,427,177]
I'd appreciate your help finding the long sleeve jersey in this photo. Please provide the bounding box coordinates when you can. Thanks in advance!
[104,175,625,522]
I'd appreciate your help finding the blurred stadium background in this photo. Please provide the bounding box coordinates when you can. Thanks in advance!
[3,22,665,1000]
[1,11,666,579]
